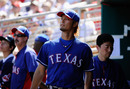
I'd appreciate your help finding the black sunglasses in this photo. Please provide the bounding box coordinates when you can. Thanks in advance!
[13,34,26,37]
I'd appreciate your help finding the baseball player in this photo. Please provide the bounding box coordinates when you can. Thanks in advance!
[10,26,38,89]
[31,9,94,89]
[92,33,129,89]
[0,35,15,89]
[34,34,49,55]
[33,34,49,88]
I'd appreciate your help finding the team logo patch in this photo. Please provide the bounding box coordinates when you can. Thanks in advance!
[2,73,11,82]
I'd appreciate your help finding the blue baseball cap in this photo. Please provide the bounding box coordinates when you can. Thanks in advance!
[11,26,30,38]
[35,34,49,43]
[57,9,80,22]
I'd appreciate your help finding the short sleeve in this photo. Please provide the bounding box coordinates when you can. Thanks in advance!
[83,45,94,71]
[37,44,48,67]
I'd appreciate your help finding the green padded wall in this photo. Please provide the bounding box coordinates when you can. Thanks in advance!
[101,0,130,81]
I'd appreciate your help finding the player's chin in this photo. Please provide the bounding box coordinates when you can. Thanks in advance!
[60,28,66,31]
[107,54,111,58]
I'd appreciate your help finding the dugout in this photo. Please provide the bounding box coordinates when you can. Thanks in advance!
[101,0,130,84]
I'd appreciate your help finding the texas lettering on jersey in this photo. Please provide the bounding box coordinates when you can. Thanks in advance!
[92,78,115,88]
[12,66,20,75]
[49,53,83,67]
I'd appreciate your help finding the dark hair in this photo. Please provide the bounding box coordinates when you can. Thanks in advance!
[72,21,78,33]
[9,42,15,53]
[96,33,114,47]
[74,25,78,33]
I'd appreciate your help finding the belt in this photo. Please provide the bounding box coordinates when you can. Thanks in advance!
[48,85,83,89]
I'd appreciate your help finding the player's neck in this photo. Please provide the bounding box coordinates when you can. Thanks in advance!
[98,55,107,62]
[17,44,26,51]
[3,51,11,58]
[61,32,75,40]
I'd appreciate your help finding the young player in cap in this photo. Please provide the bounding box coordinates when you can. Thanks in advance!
[92,33,129,89]
[10,26,38,89]
[31,9,94,89]
[0,35,15,89]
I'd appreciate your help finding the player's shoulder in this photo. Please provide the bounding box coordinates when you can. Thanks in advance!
[93,55,99,62]
[74,38,89,46]
[75,38,92,52]
[25,46,37,55]
[71,38,92,54]
[43,38,60,46]
[6,56,15,63]
[0,59,2,63]
[4,54,15,63]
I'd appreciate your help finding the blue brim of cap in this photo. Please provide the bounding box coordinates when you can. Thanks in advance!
[57,11,72,20]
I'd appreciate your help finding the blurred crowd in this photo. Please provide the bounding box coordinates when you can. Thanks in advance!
[0,0,88,20]
[0,0,101,43]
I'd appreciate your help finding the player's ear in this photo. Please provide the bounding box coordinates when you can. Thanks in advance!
[96,45,100,52]
[73,21,78,28]
[24,37,28,42]
[9,45,14,52]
